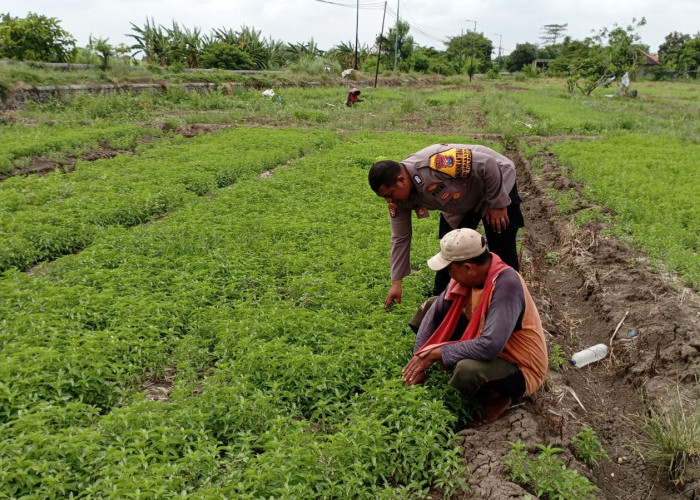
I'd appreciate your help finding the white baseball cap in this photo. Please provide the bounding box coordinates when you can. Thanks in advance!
[427,228,487,271]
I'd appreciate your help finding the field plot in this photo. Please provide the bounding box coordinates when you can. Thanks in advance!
[1,80,699,498]
[0,128,334,271]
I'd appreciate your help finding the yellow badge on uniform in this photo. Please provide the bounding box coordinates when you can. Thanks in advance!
[429,148,472,178]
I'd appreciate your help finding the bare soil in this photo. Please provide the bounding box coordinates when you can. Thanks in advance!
[453,142,700,499]
[142,366,177,402]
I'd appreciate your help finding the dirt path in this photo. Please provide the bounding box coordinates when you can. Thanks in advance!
[454,142,700,499]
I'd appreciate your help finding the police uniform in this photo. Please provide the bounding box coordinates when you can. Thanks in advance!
[387,144,524,295]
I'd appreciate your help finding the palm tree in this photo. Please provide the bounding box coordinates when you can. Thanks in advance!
[128,18,168,66]
[285,38,325,61]
[327,41,356,68]
[166,22,202,68]
[211,25,269,69]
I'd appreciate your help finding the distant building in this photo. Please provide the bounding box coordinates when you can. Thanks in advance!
[638,51,660,78]
[531,59,554,72]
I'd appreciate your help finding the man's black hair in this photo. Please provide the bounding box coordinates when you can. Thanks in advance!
[453,251,492,269]
[368,160,402,193]
[466,248,492,266]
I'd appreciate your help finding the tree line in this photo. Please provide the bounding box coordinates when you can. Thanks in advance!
[1,12,698,85]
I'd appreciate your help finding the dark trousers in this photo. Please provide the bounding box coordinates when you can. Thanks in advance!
[409,298,526,400]
[449,357,526,399]
[433,183,524,296]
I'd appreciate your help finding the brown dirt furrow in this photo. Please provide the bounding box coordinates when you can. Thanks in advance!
[455,145,699,499]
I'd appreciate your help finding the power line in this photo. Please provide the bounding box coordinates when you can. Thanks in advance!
[314,0,385,9]
[383,4,453,46]
[315,0,464,51]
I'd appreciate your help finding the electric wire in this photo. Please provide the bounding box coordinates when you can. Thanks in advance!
[314,0,466,50]
[314,0,387,10]
[383,4,450,47]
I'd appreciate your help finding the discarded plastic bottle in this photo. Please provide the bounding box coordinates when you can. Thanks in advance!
[570,344,608,368]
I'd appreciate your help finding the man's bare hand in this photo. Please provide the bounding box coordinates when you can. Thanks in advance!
[486,207,509,234]
[384,280,402,310]
[402,355,431,386]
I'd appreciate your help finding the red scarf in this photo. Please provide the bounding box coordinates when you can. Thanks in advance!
[416,254,509,357]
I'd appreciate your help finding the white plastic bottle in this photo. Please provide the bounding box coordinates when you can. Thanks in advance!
[570,344,608,368]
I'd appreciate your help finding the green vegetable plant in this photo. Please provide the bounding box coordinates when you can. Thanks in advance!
[572,426,610,465]
[0,131,477,497]
[0,128,335,271]
[504,441,598,499]
[548,344,568,371]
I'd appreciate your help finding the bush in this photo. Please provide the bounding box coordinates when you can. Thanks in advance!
[287,57,339,75]
[504,442,598,499]
[572,427,609,465]
[200,43,253,70]
[483,68,501,80]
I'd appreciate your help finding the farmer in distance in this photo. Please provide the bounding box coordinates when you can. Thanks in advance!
[403,228,548,425]
[368,144,523,310]
[346,87,363,107]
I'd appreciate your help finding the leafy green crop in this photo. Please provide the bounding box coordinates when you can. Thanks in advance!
[550,134,700,288]
[0,132,482,497]
[0,127,335,271]
[504,441,598,499]
[0,122,162,174]
[572,426,610,465]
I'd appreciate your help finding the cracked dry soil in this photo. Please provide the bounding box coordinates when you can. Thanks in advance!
[447,144,699,499]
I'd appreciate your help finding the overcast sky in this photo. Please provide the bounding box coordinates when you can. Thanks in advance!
[5,0,699,57]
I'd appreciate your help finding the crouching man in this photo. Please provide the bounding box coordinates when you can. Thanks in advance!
[402,228,548,425]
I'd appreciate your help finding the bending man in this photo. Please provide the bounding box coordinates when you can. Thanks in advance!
[403,228,547,425]
[368,144,523,309]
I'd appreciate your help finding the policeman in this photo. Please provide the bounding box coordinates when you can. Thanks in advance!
[368,144,523,309]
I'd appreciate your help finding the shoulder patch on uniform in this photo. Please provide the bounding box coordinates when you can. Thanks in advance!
[415,207,429,219]
[428,148,472,178]
[387,201,397,218]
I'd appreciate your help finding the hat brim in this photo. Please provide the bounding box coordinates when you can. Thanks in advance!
[427,252,452,271]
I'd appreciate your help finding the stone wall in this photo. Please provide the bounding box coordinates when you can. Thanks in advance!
[0,82,242,110]
[0,77,440,110]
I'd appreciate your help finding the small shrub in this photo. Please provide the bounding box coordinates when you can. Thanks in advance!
[548,344,568,371]
[574,207,608,227]
[504,441,598,499]
[544,250,562,266]
[398,99,417,113]
[547,187,577,215]
[484,68,501,80]
[572,426,609,465]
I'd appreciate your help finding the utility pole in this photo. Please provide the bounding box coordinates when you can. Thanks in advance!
[458,28,463,74]
[354,0,359,69]
[393,0,399,76]
[493,33,502,67]
[374,1,387,87]
[465,19,477,81]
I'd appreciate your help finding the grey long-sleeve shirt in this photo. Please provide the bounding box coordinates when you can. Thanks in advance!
[389,144,516,281]
[413,268,525,369]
